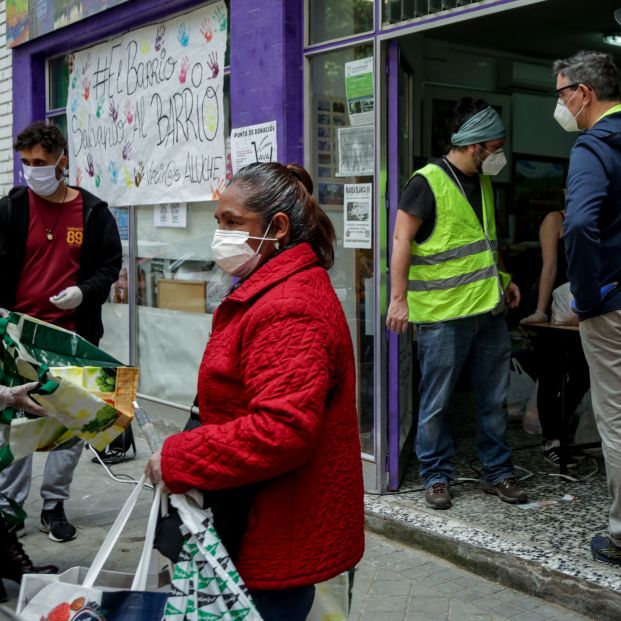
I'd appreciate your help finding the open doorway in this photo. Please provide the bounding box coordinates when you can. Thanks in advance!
[384,0,621,488]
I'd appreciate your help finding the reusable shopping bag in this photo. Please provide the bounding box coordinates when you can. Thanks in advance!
[164,492,263,620]
[17,475,167,621]
[0,312,138,471]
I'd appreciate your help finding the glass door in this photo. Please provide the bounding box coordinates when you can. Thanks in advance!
[386,40,417,490]
[307,43,376,459]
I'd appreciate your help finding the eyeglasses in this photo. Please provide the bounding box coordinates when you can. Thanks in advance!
[555,82,592,99]
[555,83,581,97]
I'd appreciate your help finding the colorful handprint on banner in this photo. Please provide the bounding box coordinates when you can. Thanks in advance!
[178,23,190,47]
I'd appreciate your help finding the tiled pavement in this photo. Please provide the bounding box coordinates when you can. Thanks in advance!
[351,532,594,621]
[2,412,614,619]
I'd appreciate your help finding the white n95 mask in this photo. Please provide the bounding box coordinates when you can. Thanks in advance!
[22,154,63,196]
[481,150,507,176]
[210,224,277,278]
[553,100,582,132]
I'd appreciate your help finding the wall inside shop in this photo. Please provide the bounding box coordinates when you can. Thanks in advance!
[0,2,13,195]
[401,37,577,160]
[397,35,580,306]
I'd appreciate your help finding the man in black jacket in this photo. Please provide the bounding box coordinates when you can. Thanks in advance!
[0,122,121,544]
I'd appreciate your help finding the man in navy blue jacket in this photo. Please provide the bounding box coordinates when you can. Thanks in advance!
[553,51,621,567]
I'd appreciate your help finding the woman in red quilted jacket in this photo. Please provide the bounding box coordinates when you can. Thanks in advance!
[146,162,365,621]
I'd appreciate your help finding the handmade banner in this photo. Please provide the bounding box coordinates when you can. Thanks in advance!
[67,1,228,206]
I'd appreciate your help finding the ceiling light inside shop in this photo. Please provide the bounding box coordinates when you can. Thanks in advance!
[603,34,621,47]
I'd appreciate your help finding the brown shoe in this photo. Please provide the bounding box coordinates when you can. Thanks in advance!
[424,482,452,509]
[484,477,528,504]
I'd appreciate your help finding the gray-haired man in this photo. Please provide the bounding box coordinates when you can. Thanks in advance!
[553,50,621,567]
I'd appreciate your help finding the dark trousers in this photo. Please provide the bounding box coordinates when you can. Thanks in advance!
[250,585,315,621]
[533,332,590,442]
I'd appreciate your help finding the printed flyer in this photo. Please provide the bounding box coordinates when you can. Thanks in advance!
[344,183,372,249]
[344,57,374,126]
[337,125,374,177]
[231,120,278,173]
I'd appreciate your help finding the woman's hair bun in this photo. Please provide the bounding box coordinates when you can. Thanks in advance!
[286,163,314,195]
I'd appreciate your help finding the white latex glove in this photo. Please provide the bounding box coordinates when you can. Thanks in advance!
[0,382,47,417]
[0,308,8,318]
[520,309,548,325]
[50,286,83,310]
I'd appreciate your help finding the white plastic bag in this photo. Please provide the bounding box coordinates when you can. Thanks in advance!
[522,381,542,435]
[574,389,602,451]
[551,282,579,326]
[507,359,536,418]
[306,571,351,621]
[18,476,167,621]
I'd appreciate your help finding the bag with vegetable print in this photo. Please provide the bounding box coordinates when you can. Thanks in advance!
[0,312,138,472]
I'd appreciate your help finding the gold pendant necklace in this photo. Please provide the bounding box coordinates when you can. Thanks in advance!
[38,183,68,242]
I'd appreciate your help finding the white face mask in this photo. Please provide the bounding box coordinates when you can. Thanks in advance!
[210,223,278,278]
[22,154,63,196]
[480,148,507,176]
[553,89,583,132]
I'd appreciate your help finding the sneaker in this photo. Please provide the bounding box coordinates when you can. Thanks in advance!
[591,535,621,567]
[40,502,77,542]
[424,482,452,510]
[483,477,528,504]
[543,444,579,469]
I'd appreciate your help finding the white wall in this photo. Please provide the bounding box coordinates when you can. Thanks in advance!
[0,1,12,196]
[512,93,576,158]
[400,36,578,161]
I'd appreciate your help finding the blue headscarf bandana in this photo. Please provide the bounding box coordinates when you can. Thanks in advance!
[450,106,506,147]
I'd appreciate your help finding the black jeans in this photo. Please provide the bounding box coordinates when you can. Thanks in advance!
[249,585,315,621]
[532,332,590,442]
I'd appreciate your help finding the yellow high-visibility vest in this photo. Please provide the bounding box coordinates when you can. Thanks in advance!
[407,163,511,323]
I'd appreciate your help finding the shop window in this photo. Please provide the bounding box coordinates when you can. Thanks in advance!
[134,201,230,404]
[45,43,232,404]
[309,44,375,455]
[46,55,70,137]
[383,0,481,25]
[309,0,374,45]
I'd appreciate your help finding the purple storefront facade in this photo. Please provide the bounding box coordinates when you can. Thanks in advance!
[10,0,559,493]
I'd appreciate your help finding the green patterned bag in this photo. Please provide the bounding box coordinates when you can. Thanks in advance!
[0,312,138,472]
[164,493,262,621]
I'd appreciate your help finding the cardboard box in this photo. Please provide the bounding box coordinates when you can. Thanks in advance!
[157,279,206,313]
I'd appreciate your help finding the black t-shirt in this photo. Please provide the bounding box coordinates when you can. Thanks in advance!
[398,158,484,244]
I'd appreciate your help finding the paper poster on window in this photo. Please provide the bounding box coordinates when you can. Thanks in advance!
[154,203,187,228]
[345,57,374,126]
[337,126,374,177]
[344,184,372,249]
[67,2,228,207]
[110,207,129,241]
[231,121,277,173]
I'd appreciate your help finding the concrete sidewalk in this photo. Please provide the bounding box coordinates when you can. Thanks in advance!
[4,437,596,621]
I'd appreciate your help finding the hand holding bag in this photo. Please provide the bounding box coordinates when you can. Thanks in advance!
[0,312,138,472]
[17,475,167,621]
